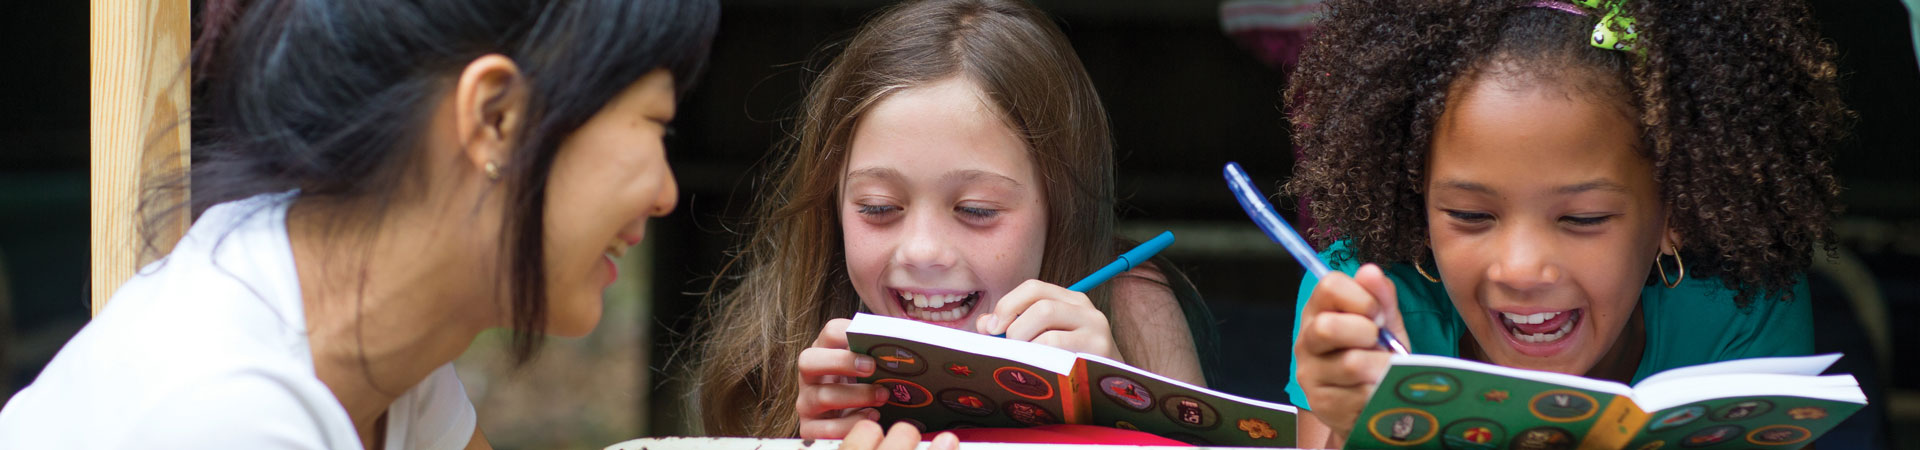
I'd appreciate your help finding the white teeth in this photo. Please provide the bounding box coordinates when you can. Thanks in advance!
[1501,311,1561,325]
[898,291,976,322]
[1508,315,1576,343]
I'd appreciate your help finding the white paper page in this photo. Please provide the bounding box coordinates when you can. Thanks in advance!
[1631,373,1865,413]
[1635,353,1841,386]
[845,313,1079,375]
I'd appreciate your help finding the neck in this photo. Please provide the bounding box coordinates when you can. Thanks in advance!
[1584,303,1646,384]
[287,198,498,439]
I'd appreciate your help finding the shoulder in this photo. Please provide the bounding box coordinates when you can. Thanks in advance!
[1,364,354,449]
[1641,275,1814,369]
[385,364,478,450]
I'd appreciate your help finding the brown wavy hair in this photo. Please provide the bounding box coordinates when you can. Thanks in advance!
[690,0,1115,436]
[1284,0,1848,305]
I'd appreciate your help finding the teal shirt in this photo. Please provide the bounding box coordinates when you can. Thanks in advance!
[1282,241,1812,410]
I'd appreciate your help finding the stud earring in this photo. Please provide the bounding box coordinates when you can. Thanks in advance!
[484,161,501,181]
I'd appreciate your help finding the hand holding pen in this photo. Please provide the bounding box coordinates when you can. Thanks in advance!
[1224,163,1409,354]
[981,231,1174,362]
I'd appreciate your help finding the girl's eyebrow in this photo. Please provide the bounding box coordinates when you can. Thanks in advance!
[1554,179,1629,194]
[1434,179,1628,195]
[845,167,904,183]
[942,169,1022,188]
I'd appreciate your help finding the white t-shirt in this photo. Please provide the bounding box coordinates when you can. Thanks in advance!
[0,194,476,449]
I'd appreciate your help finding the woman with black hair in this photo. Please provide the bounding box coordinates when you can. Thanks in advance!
[0,0,716,448]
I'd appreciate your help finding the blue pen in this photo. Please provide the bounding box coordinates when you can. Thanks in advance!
[993,231,1175,338]
[1224,162,1410,354]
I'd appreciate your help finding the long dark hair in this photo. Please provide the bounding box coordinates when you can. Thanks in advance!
[164,0,718,362]
[693,0,1116,436]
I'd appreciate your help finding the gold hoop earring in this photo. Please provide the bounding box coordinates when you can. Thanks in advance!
[483,161,501,181]
[1413,258,1440,283]
[1656,245,1685,289]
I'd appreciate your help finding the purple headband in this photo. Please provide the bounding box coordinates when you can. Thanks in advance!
[1528,0,1590,16]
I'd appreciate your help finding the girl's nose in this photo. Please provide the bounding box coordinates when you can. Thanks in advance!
[1486,229,1563,291]
[895,211,957,271]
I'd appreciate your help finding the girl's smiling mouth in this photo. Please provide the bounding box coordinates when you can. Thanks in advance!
[1494,307,1582,356]
[890,287,982,324]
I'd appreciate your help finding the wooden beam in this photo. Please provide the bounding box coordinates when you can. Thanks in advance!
[90,0,192,316]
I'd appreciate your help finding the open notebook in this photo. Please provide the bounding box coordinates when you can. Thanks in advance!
[845,313,1298,447]
[1344,353,1865,449]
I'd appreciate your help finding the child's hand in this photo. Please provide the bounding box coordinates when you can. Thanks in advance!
[840,420,959,450]
[796,318,890,439]
[1293,263,1408,443]
[975,279,1118,360]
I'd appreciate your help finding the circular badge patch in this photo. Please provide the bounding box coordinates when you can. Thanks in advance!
[867,345,926,376]
[1680,425,1743,448]
[1003,400,1058,426]
[992,366,1054,400]
[1160,395,1221,430]
[1366,408,1439,446]
[1508,426,1574,450]
[1745,425,1810,446]
[874,378,931,408]
[937,388,995,416]
[1528,390,1599,422]
[1647,405,1707,432]
[1441,418,1504,450]
[1711,400,1773,422]
[1396,372,1464,405]
[1098,375,1154,411]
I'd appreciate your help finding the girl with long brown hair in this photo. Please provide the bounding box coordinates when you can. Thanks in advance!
[692,0,1204,440]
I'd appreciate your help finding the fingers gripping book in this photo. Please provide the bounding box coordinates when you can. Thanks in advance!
[845,313,1299,447]
[1344,353,1865,449]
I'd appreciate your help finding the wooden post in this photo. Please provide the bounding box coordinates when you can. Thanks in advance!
[90,0,192,316]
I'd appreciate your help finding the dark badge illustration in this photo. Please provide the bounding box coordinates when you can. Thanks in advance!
[1711,400,1773,422]
[867,344,926,376]
[1098,375,1153,411]
[1745,425,1810,446]
[937,388,995,416]
[1528,390,1598,422]
[1648,405,1707,432]
[1003,401,1058,426]
[1160,395,1220,430]
[874,379,931,408]
[1367,408,1438,446]
[1508,426,1573,450]
[992,366,1054,400]
[1680,425,1743,448]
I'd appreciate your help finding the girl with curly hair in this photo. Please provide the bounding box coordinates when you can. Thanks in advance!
[691,0,1206,442]
[1280,0,1847,446]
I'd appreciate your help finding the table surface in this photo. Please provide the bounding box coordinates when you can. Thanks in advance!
[605,437,1305,450]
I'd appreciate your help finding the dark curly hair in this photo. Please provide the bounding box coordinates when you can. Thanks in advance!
[1283,0,1848,305]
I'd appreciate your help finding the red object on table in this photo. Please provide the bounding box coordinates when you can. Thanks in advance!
[927,425,1195,446]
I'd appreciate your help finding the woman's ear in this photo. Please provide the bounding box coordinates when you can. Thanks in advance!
[453,54,527,178]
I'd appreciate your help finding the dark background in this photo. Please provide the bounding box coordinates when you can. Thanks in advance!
[4,0,1915,447]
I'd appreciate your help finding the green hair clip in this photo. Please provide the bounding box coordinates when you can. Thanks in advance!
[1571,0,1641,55]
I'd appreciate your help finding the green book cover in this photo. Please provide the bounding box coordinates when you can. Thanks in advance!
[846,313,1298,447]
[1342,354,1865,449]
